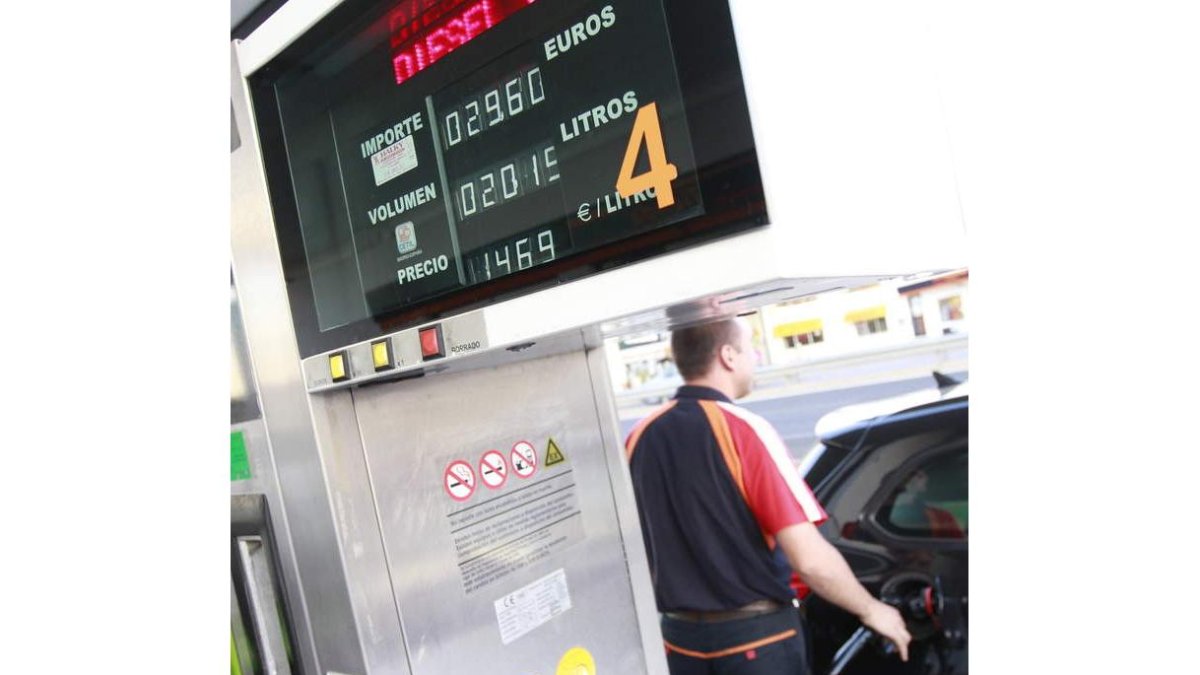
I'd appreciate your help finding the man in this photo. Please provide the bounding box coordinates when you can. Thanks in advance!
[625,317,911,674]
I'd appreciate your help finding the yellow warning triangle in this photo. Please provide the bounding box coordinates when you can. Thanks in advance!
[545,438,566,466]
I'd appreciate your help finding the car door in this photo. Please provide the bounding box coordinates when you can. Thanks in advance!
[806,411,968,675]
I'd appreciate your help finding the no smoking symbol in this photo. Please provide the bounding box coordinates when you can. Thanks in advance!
[444,460,476,502]
[511,440,538,478]
[479,450,509,490]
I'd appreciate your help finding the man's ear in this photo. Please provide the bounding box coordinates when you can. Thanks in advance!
[717,344,736,372]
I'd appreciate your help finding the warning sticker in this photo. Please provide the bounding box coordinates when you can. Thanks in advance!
[444,460,476,502]
[494,568,572,645]
[479,450,509,490]
[448,470,583,594]
[511,440,538,479]
[545,438,566,467]
[370,135,418,186]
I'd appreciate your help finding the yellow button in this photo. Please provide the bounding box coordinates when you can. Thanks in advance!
[556,647,595,675]
[372,340,392,370]
[329,352,347,381]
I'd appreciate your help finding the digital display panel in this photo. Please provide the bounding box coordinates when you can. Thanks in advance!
[254,0,764,357]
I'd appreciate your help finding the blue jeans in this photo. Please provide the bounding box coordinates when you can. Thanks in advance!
[661,608,811,675]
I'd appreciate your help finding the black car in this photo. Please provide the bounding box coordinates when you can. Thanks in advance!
[799,374,968,675]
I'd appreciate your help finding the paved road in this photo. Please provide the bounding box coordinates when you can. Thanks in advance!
[618,370,968,460]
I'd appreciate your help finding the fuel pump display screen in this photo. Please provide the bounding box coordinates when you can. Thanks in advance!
[255,0,764,357]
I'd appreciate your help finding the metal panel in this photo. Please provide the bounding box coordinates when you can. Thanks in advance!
[233,41,375,675]
[299,279,886,394]
[232,423,316,675]
[232,279,261,424]
[584,345,669,675]
[236,0,344,76]
[352,346,662,675]
[303,310,490,392]
[237,535,295,675]
[307,389,411,674]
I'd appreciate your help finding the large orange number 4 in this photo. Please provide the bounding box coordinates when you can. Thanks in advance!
[615,102,678,209]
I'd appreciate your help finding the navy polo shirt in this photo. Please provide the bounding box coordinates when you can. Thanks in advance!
[625,385,827,612]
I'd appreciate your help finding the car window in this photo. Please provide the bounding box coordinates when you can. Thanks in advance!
[800,443,851,491]
[876,449,967,539]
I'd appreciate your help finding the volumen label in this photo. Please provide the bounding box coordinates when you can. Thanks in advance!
[369,183,438,225]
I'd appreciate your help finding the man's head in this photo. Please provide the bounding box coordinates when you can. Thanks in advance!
[670,317,757,399]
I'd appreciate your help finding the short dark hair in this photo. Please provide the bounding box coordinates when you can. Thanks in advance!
[670,319,741,380]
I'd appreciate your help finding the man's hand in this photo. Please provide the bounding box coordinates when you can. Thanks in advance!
[859,600,911,662]
[776,523,913,661]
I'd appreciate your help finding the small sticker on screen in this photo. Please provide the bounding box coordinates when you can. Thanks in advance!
[371,135,418,186]
[395,221,418,254]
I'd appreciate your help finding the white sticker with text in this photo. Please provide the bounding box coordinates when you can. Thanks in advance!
[494,568,572,645]
[371,135,418,186]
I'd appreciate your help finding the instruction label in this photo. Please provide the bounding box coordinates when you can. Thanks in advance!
[494,568,573,645]
[448,470,582,594]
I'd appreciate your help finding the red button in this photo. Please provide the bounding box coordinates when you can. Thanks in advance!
[419,325,445,360]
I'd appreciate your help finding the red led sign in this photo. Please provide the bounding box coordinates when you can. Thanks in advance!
[392,0,536,85]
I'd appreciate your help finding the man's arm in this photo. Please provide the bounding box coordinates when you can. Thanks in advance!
[776,522,912,662]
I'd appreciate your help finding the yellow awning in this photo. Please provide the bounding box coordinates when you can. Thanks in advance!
[773,319,823,338]
[844,305,887,323]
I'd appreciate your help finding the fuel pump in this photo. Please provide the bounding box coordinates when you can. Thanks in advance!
[231,0,965,672]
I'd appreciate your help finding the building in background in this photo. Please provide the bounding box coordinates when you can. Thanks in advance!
[898,268,969,338]
[610,330,675,391]
[606,268,968,392]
